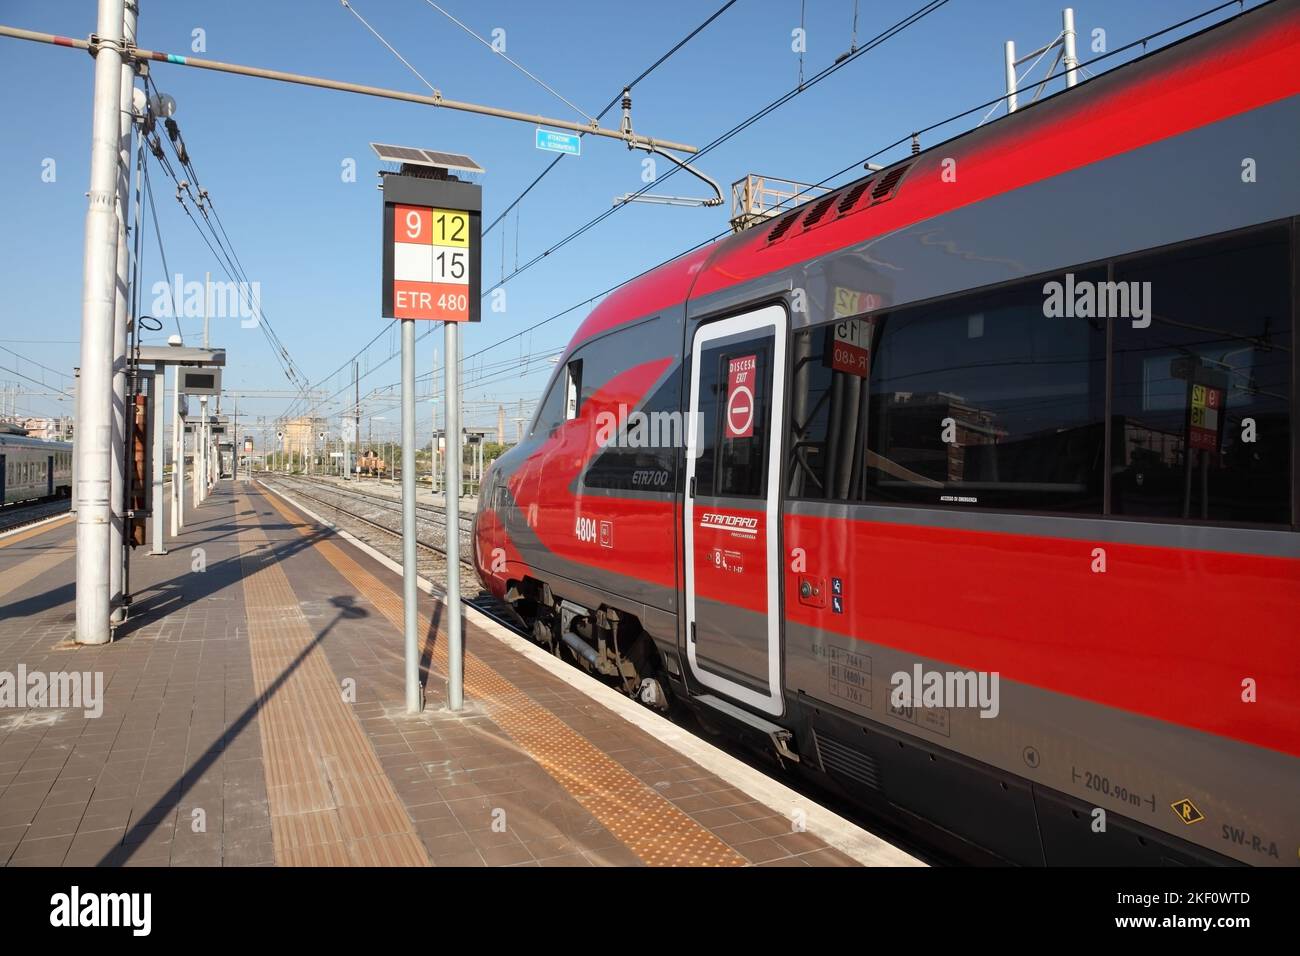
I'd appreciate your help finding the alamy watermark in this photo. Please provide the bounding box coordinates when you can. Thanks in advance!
[1043,273,1151,328]
[594,405,701,449]
[0,666,104,718]
[50,886,150,936]
[890,664,1000,719]
[151,273,262,328]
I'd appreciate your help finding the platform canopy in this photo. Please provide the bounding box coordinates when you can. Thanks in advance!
[136,345,226,366]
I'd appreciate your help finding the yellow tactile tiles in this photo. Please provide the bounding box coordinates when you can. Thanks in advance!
[258,485,748,867]
[0,538,73,603]
[233,494,429,867]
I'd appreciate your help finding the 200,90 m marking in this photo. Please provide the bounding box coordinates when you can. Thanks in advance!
[1072,766,1155,811]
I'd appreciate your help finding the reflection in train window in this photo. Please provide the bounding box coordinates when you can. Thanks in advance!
[789,272,1108,512]
[584,366,681,493]
[1110,225,1291,525]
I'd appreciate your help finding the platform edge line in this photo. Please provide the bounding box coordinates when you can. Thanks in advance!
[0,510,73,543]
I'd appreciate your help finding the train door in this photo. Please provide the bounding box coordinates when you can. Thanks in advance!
[47,455,54,496]
[684,304,786,716]
[0,455,5,504]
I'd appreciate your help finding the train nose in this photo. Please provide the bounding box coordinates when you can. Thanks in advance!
[472,464,498,592]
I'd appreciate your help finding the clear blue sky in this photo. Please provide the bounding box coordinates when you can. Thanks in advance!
[0,0,1259,439]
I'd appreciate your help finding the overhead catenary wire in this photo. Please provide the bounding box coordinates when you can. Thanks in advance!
[339,0,439,96]
[242,0,1255,436]
[478,0,1254,304]
[480,0,740,237]
[246,0,1251,427]
[162,117,302,382]
[0,345,77,395]
[420,0,597,125]
[445,0,1261,384]
[142,161,185,341]
[142,74,312,401]
[0,365,74,401]
[477,0,954,300]
[286,0,743,425]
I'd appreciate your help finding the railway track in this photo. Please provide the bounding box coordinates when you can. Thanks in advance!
[260,474,477,592]
[0,498,72,535]
[257,472,959,866]
[280,475,475,531]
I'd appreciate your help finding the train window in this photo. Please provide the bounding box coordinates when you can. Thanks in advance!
[787,318,874,501]
[583,366,681,492]
[866,272,1107,511]
[530,367,567,438]
[564,360,583,420]
[696,338,772,499]
[1109,225,1292,525]
[789,272,1108,511]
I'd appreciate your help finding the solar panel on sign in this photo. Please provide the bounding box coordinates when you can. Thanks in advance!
[371,143,428,163]
[422,150,485,174]
[370,143,484,175]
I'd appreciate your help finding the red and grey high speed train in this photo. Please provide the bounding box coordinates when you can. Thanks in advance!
[475,0,1300,866]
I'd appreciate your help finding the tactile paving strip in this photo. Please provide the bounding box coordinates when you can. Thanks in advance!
[0,541,73,602]
[234,494,428,867]
[260,486,747,867]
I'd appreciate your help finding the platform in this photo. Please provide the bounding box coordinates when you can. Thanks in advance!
[0,479,919,867]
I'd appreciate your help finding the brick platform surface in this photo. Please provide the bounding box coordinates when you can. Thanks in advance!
[0,479,891,867]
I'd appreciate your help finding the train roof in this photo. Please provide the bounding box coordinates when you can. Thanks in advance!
[565,0,1300,354]
[0,433,72,449]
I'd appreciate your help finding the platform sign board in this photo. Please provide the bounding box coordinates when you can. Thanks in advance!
[382,175,482,323]
[535,128,581,156]
[178,367,222,396]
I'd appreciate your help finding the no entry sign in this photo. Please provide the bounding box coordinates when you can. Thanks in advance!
[726,354,757,439]
[382,174,482,322]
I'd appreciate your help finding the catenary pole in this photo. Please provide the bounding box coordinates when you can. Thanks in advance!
[108,0,137,623]
[74,0,128,645]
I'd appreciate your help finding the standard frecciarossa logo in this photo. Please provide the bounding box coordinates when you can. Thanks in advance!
[698,512,760,536]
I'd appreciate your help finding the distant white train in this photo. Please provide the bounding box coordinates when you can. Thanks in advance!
[0,433,73,505]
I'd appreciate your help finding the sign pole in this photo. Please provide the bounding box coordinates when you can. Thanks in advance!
[380,151,480,715]
[401,316,420,714]
[444,318,464,712]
